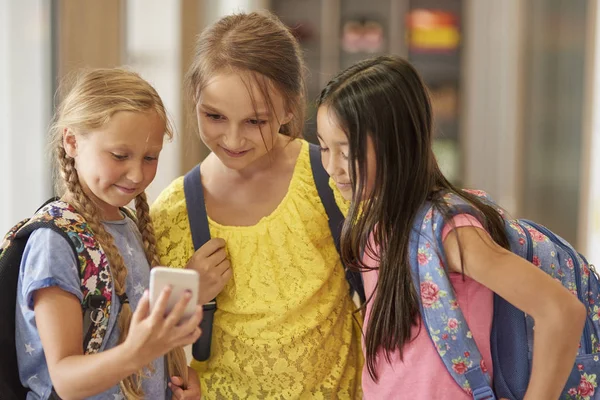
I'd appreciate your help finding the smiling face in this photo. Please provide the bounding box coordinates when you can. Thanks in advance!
[195,71,293,171]
[316,105,377,201]
[63,110,165,220]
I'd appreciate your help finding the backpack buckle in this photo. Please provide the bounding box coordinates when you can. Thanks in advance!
[472,386,495,400]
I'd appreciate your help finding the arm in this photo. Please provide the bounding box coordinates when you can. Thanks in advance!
[443,226,586,400]
[34,287,138,398]
[35,286,203,400]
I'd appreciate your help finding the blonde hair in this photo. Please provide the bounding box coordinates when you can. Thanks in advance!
[50,68,189,398]
[186,10,307,138]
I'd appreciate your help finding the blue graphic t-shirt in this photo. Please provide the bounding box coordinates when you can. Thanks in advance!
[15,214,169,399]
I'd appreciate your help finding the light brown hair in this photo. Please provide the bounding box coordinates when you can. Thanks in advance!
[186,11,307,139]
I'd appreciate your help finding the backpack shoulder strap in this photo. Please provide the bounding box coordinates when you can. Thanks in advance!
[24,201,113,354]
[183,165,216,362]
[409,195,495,400]
[308,143,366,303]
[183,164,211,250]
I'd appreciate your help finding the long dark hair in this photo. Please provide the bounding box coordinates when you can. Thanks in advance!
[317,55,510,380]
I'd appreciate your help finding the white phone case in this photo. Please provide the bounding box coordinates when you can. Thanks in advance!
[149,267,199,322]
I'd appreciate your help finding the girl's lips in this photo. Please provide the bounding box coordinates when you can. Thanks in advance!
[115,185,136,194]
[336,182,352,190]
[221,146,250,158]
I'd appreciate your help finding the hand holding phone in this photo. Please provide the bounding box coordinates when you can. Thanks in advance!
[149,267,199,324]
[123,269,203,369]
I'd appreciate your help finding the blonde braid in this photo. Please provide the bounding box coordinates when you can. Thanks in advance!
[59,149,145,399]
[134,192,161,267]
[135,193,190,387]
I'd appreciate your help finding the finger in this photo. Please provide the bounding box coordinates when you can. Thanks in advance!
[173,306,203,341]
[204,248,228,268]
[132,290,150,323]
[150,285,172,322]
[164,290,192,327]
[183,388,201,400]
[182,306,203,331]
[168,382,184,398]
[176,325,202,347]
[212,258,231,276]
[220,261,233,278]
[171,376,184,386]
[174,308,203,345]
[195,238,226,259]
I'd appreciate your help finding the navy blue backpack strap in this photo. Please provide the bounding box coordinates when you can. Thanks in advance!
[308,143,366,304]
[184,164,211,250]
[183,164,216,362]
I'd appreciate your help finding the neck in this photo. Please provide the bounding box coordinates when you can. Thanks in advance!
[61,191,123,222]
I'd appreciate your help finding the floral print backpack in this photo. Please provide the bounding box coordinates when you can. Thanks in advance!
[0,200,117,399]
[410,190,600,400]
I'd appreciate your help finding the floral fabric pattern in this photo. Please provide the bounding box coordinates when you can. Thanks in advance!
[410,190,600,399]
[1,201,112,354]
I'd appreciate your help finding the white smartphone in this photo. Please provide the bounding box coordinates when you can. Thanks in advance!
[149,267,199,323]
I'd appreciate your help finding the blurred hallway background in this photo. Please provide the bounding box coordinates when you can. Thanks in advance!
[1,0,599,261]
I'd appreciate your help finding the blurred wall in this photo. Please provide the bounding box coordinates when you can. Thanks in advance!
[0,0,52,234]
[125,0,183,203]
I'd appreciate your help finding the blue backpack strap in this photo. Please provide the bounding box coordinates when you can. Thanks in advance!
[308,143,366,303]
[183,164,216,362]
[409,197,495,399]
[183,164,211,251]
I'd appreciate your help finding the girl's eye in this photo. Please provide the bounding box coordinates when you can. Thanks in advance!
[319,146,329,153]
[111,153,128,161]
[206,113,223,121]
[341,151,348,160]
[144,156,158,162]
[248,119,267,126]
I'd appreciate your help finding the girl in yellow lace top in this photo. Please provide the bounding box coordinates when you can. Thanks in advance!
[150,11,363,399]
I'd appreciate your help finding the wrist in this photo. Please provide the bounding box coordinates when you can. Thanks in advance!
[118,340,145,376]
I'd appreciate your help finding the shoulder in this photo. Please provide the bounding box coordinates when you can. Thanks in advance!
[20,205,81,264]
[20,228,82,308]
[150,176,186,225]
[149,176,194,264]
[25,227,76,258]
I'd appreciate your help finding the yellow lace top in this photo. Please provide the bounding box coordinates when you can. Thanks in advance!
[150,140,363,399]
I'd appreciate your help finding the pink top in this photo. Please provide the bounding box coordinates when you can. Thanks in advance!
[361,214,494,399]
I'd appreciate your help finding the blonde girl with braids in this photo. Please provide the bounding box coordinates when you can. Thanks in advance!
[14,68,203,399]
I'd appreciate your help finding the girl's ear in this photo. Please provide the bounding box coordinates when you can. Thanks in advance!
[63,128,78,158]
[281,112,294,126]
